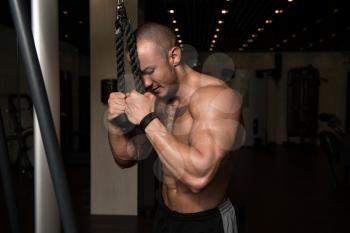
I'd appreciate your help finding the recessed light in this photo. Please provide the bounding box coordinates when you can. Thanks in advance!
[214,35,218,38]
[242,44,248,48]
[276,44,280,47]
[212,40,216,43]
[331,33,336,37]
[209,48,214,52]
[174,28,179,32]
[238,48,244,51]
[319,38,324,43]
[216,28,221,32]
[247,39,253,43]
[169,9,175,14]
[258,27,264,32]
[265,19,272,24]
[252,34,258,38]
[221,10,228,14]
[78,21,83,24]
[303,27,308,31]
[177,35,181,38]
[218,20,224,24]
[63,10,68,15]
[309,43,313,47]
[178,40,182,43]
[210,44,214,48]
[283,39,288,43]
[270,48,274,51]
[333,8,339,14]
[288,0,293,2]
[292,34,296,38]
[275,9,283,14]
[172,20,177,24]
[64,34,69,38]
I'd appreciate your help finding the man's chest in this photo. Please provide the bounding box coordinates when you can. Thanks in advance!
[156,101,193,143]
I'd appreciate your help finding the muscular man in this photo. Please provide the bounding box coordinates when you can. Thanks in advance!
[108,22,242,233]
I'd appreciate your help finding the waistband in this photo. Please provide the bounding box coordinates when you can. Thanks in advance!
[158,198,233,221]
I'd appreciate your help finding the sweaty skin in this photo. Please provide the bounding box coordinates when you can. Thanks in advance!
[108,24,241,214]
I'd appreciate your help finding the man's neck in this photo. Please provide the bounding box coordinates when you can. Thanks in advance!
[173,65,199,107]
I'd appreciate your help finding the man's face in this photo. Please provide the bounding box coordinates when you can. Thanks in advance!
[137,40,179,99]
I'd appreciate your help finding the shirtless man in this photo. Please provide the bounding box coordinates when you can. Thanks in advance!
[107,22,241,233]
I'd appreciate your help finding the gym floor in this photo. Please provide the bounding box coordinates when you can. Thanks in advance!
[1,146,349,233]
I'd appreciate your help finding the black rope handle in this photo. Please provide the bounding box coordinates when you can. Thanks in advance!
[112,1,145,132]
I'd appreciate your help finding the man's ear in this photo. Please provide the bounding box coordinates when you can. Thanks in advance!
[169,46,181,67]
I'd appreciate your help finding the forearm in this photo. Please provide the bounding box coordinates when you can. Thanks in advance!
[108,124,136,168]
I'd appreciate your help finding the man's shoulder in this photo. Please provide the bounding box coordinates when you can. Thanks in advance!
[189,81,241,119]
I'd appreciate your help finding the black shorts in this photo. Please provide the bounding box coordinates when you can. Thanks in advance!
[152,198,238,233]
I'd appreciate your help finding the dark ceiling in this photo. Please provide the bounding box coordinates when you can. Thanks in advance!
[145,0,350,52]
[1,0,349,54]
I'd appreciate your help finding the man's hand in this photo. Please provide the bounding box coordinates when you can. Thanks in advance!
[125,90,156,125]
[107,92,126,121]
[107,92,127,134]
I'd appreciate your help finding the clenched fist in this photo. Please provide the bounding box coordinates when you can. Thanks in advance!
[107,92,126,122]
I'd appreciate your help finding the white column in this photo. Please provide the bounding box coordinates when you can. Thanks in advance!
[90,0,138,215]
[32,0,60,232]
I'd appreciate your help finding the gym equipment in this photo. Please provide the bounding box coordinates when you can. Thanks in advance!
[8,0,78,232]
[6,94,33,177]
[287,65,320,144]
[0,109,22,233]
[111,0,145,132]
[318,113,350,189]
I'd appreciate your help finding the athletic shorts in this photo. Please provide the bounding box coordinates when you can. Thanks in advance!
[152,198,238,233]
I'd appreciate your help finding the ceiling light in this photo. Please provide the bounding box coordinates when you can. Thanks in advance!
[177,35,181,38]
[275,9,283,14]
[331,33,336,37]
[216,28,221,32]
[221,10,228,14]
[238,48,244,51]
[210,44,214,48]
[212,40,216,43]
[78,21,83,24]
[247,39,253,43]
[309,43,313,47]
[288,0,293,2]
[242,44,248,48]
[174,28,179,32]
[209,48,214,52]
[265,19,272,24]
[252,34,258,38]
[319,38,324,43]
[218,20,224,24]
[64,34,69,38]
[276,44,280,48]
[178,40,182,43]
[63,10,68,15]
[258,28,264,32]
[283,39,288,43]
[172,20,177,24]
[214,35,218,38]
[303,27,308,31]
[333,8,339,14]
[292,34,296,38]
[270,48,274,51]
[346,26,350,31]
[300,48,304,51]
[315,19,322,24]
[168,9,175,14]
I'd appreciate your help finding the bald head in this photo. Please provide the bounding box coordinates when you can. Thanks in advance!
[136,22,176,55]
